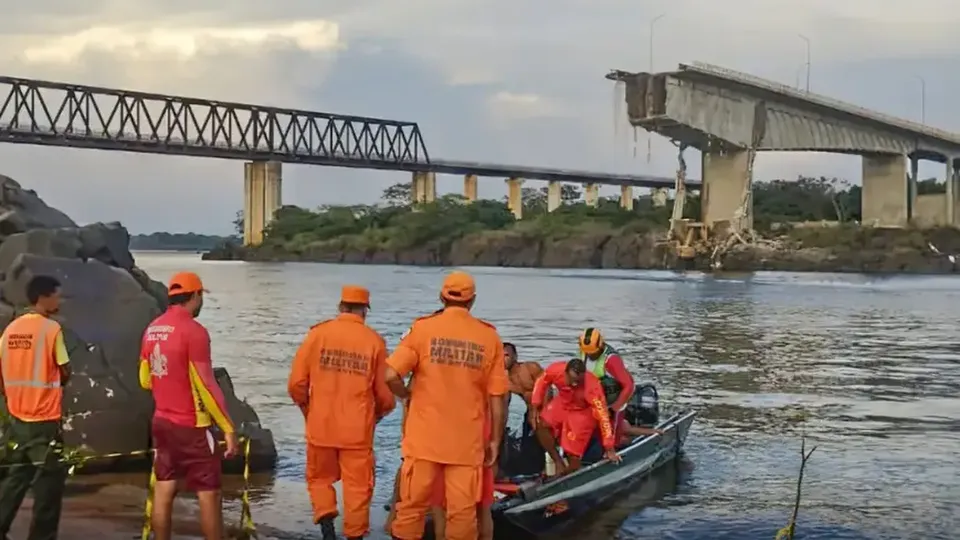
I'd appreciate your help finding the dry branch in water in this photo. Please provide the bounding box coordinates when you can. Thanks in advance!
[775,437,818,540]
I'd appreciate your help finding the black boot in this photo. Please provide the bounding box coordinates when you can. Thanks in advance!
[318,516,336,540]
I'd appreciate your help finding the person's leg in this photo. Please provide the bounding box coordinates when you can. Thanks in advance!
[305,445,340,539]
[558,409,597,474]
[536,401,567,475]
[0,420,40,537]
[384,462,403,534]
[149,418,182,540]
[477,464,495,540]
[442,464,481,540]
[181,427,224,540]
[431,506,446,539]
[477,505,494,540]
[27,421,68,540]
[391,458,440,540]
[339,447,374,539]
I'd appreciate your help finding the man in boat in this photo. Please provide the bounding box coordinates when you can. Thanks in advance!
[384,271,508,540]
[530,358,620,475]
[503,342,543,421]
[577,328,636,443]
[287,285,396,540]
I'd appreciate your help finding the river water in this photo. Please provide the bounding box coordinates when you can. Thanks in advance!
[133,252,959,540]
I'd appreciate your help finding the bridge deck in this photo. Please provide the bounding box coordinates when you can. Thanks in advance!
[0,75,695,189]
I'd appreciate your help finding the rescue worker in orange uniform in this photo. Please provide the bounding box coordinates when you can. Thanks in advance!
[531,358,620,475]
[288,285,396,540]
[139,271,239,540]
[0,275,72,540]
[385,271,508,540]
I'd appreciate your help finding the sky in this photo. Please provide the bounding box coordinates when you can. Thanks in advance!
[1,0,959,234]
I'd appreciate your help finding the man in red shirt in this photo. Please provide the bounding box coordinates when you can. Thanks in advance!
[531,358,620,475]
[139,271,238,540]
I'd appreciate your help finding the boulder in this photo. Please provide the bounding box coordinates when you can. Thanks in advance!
[0,176,276,473]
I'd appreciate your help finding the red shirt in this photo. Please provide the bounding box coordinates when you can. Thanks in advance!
[531,362,616,450]
[139,306,234,433]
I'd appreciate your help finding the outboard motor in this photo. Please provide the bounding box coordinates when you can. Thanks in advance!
[625,384,659,426]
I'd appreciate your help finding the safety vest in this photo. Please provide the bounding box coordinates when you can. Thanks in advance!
[579,344,623,408]
[0,314,64,422]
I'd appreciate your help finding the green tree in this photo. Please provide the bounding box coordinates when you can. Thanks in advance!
[382,182,412,206]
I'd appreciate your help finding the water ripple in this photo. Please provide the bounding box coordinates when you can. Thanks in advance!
[136,255,960,539]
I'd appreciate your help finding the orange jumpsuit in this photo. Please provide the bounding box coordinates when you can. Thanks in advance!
[532,362,616,458]
[387,302,508,540]
[287,305,395,538]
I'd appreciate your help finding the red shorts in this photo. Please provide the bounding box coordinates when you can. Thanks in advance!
[541,400,598,458]
[151,416,222,492]
[430,465,495,508]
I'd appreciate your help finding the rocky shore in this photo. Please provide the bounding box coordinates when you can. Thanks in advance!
[0,174,277,471]
[204,226,960,274]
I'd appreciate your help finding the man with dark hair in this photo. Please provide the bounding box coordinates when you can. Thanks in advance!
[502,342,543,417]
[139,271,238,540]
[288,285,395,540]
[530,358,620,475]
[0,274,72,540]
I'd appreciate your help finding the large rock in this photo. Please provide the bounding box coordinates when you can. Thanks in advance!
[0,176,276,473]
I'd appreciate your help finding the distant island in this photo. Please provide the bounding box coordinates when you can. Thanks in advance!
[130,232,236,251]
[202,177,960,273]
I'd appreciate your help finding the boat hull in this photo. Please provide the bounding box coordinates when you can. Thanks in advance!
[491,410,697,536]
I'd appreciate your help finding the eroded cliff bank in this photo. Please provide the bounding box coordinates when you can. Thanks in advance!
[204,225,960,274]
[0,174,276,472]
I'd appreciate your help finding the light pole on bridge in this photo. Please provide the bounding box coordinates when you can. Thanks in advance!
[798,34,811,92]
[646,13,667,164]
[914,75,926,124]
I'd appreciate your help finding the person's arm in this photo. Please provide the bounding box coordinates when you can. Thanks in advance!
[373,337,397,421]
[530,368,553,410]
[605,354,635,413]
[485,341,509,448]
[52,329,72,386]
[0,330,7,396]
[586,376,616,450]
[187,326,235,434]
[521,363,544,406]
[385,326,420,400]
[287,330,316,418]
[624,424,664,437]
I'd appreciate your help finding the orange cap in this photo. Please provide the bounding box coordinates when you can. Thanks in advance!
[167,271,208,296]
[340,285,371,306]
[440,271,476,302]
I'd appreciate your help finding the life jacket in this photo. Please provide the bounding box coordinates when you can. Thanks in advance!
[0,314,64,422]
[580,344,623,408]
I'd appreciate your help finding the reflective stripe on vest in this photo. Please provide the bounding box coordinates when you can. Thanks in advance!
[579,345,613,377]
[0,318,61,390]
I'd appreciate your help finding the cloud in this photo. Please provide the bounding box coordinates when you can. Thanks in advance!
[1,0,959,233]
[487,91,569,123]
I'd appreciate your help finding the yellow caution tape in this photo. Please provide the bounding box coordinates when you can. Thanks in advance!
[0,433,254,540]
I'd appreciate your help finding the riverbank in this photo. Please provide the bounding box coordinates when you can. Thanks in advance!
[204,224,960,274]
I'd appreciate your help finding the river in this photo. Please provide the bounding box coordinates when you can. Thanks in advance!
[133,251,960,540]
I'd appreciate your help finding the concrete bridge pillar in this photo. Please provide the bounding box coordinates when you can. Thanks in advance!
[701,150,752,232]
[651,187,668,207]
[861,154,908,227]
[584,183,599,207]
[547,181,562,212]
[411,171,437,204]
[947,158,957,226]
[909,156,919,222]
[243,160,282,246]
[506,177,523,219]
[620,185,634,211]
[463,174,478,203]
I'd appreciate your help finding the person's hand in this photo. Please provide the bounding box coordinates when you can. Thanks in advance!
[224,432,240,459]
[530,408,542,429]
[604,448,622,464]
[484,440,499,468]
